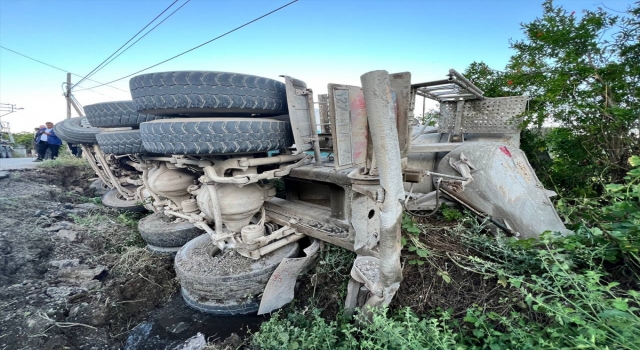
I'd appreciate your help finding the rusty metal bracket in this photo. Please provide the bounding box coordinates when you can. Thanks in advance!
[93,144,134,198]
[80,144,112,189]
[258,238,321,315]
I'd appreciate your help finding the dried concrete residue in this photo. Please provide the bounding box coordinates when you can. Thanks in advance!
[176,241,267,277]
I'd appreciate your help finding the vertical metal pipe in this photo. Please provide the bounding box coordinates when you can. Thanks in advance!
[66,73,71,119]
[360,70,404,304]
[81,144,112,188]
[305,90,323,166]
[93,144,133,197]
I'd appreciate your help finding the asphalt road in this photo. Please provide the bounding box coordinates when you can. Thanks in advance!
[0,157,40,170]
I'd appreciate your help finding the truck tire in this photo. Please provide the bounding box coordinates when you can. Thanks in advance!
[140,118,293,155]
[54,117,100,144]
[175,234,299,315]
[138,212,203,248]
[129,71,288,117]
[84,100,169,128]
[96,130,144,155]
[101,187,146,212]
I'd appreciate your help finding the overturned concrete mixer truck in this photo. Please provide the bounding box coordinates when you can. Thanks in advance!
[55,69,568,315]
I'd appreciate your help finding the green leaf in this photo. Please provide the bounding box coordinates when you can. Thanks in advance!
[598,309,633,319]
[612,299,629,311]
[606,184,625,192]
[463,314,477,323]
[437,270,452,283]
[629,155,640,167]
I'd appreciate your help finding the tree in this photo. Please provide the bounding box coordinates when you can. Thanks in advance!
[12,131,36,152]
[465,0,639,195]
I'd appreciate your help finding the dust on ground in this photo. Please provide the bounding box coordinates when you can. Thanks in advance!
[0,164,176,350]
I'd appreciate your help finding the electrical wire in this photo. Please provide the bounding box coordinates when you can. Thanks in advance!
[74,0,299,92]
[404,178,443,218]
[0,45,129,93]
[62,82,118,99]
[74,0,191,89]
[72,0,180,88]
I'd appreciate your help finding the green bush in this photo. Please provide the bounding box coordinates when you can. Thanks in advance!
[251,158,640,349]
[251,307,459,350]
[37,153,89,169]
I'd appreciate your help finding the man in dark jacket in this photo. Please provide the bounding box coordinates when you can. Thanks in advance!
[35,122,62,162]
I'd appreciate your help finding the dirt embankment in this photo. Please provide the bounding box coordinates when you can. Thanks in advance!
[0,165,175,350]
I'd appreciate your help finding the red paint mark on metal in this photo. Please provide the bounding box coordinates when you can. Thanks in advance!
[499,146,512,157]
[271,272,282,283]
[351,92,368,163]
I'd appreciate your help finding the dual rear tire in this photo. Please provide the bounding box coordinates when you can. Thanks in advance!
[174,234,299,315]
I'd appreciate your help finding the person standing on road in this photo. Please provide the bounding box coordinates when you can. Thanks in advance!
[33,125,45,157]
[35,122,62,162]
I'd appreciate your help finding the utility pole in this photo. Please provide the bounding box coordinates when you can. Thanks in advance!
[66,73,72,119]
[0,103,24,118]
[64,73,84,117]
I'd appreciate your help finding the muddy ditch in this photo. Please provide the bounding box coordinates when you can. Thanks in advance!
[0,165,263,350]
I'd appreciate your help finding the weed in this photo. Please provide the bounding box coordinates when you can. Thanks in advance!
[37,154,90,170]
[71,210,145,253]
[78,196,102,205]
[314,244,355,279]
[401,215,432,266]
[251,307,460,350]
[440,207,464,222]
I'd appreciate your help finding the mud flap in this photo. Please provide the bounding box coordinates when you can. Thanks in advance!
[437,142,569,239]
[257,238,321,315]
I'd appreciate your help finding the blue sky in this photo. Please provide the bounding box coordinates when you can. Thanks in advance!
[0,0,634,132]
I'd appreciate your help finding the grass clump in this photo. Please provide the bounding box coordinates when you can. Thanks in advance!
[71,210,145,253]
[37,153,90,169]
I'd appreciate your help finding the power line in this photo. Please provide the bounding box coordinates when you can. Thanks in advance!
[74,0,299,92]
[62,82,119,99]
[73,0,180,88]
[0,45,130,93]
[73,0,191,91]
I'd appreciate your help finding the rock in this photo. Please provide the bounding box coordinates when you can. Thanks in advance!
[125,322,153,350]
[221,333,242,350]
[50,259,80,268]
[168,321,190,334]
[26,315,54,333]
[0,171,9,179]
[58,265,108,282]
[66,208,88,216]
[46,286,86,299]
[44,221,78,233]
[63,203,74,209]
[33,210,46,217]
[45,225,64,232]
[71,186,84,194]
[68,302,108,326]
[173,333,206,350]
[80,279,102,291]
[75,203,101,210]
[49,211,64,218]
[56,229,77,241]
